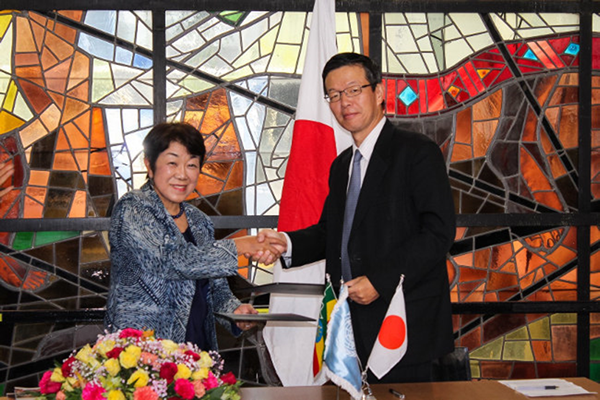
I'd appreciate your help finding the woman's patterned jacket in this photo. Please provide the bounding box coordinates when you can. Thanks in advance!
[105,182,241,349]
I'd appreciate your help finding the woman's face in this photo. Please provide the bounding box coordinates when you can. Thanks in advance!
[144,141,201,212]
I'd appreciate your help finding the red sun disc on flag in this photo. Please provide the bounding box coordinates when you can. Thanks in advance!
[378,315,406,350]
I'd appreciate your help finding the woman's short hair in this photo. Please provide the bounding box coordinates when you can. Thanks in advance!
[143,122,206,173]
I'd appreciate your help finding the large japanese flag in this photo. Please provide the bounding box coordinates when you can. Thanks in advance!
[367,275,408,379]
[262,0,351,387]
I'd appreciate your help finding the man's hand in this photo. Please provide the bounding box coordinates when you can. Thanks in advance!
[233,235,285,265]
[257,229,288,253]
[251,229,288,265]
[345,276,379,305]
[233,303,258,331]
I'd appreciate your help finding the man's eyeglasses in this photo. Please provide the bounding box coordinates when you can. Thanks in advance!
[324,83,374,103]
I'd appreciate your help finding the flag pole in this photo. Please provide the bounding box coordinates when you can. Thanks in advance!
[361,369,376,400]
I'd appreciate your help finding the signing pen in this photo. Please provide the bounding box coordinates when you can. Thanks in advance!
[518,385,559,390]
[389,388,405,399]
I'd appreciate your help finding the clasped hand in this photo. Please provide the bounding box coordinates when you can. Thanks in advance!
[233,229,287,265]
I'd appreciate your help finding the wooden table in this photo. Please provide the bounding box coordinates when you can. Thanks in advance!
[239,377,600,400]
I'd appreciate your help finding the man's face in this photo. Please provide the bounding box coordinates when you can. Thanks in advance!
[325,65,384,144]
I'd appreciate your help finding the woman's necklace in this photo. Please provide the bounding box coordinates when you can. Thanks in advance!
[171,204,185,219]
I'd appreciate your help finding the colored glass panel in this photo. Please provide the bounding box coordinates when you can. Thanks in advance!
[449,227,577,303]
[398,85,417,106]
[33,231,79,246]
[462,314,577,380]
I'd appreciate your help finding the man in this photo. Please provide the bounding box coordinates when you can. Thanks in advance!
[260,52,455,383]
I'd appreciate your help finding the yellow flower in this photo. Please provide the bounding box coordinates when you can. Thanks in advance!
[107,389,126,400]
[119,352,138,369]
[119,345,141,369]
[125,345,142,357]
[105,358,121,376]
[199,352,213,368]
[75,344,94,364]
[51,367,65,382]
[161,339,179,353]
[174,364,191,380]
[192,367,209,380]
[127,369,149,388]
[95,339,116,357]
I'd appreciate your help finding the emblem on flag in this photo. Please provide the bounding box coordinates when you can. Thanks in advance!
[324,285,363,400]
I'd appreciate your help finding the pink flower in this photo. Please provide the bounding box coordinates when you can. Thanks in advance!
[39,371,62,394]
[221,372,237,385]
[174,379,195,400]
[202,372,219,390]
[159,362,178,384]
[61,357,76,377]
[119,328,144,339]
[106,347,124,359]
[82,383,106,400]
[193,381,206,398]
[56,391,66,400]
[133,386,159,400]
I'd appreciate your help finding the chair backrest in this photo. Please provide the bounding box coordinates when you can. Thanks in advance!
[432,346,472,381]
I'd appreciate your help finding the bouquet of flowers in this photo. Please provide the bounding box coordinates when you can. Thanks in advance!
[37,328,241,400]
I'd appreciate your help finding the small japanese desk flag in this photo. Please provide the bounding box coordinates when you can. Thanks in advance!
[367,275,408,379]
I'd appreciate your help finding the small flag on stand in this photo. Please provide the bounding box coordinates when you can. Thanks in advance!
[367,275,408,379]
[324,285,363,400]
[314,276,337,377]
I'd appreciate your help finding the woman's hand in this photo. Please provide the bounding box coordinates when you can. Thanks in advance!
[233,303,258,331]
[233,235,286,265]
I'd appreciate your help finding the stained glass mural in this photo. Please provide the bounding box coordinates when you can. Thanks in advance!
[384,12,589,380]
[0,7,597,391]
[449,227,577,303]
[461,313,577,379]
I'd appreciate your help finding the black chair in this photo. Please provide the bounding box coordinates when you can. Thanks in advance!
[432,346,472,381]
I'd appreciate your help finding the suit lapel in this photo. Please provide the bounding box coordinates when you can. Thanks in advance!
[351,121,395,232]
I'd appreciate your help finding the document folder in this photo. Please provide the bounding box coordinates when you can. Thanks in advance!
[236,282,325,296]
[215,312,315,322]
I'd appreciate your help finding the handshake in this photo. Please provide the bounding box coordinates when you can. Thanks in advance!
[233,229,288,265]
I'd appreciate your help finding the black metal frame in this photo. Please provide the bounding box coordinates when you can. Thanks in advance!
[1,0,599,380]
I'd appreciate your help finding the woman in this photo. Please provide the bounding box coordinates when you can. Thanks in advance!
[105,122,281,350]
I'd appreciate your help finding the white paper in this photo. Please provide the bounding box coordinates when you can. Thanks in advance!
[499,378,596,397]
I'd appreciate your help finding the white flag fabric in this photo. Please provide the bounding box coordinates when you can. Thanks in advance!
[324,285,363,400]
[263,0,351,387]
[367,275,408,379]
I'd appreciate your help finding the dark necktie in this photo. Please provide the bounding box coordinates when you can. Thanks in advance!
[341,149,362,282]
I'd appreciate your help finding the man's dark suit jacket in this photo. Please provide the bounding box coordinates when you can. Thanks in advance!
[286,120,456,373]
